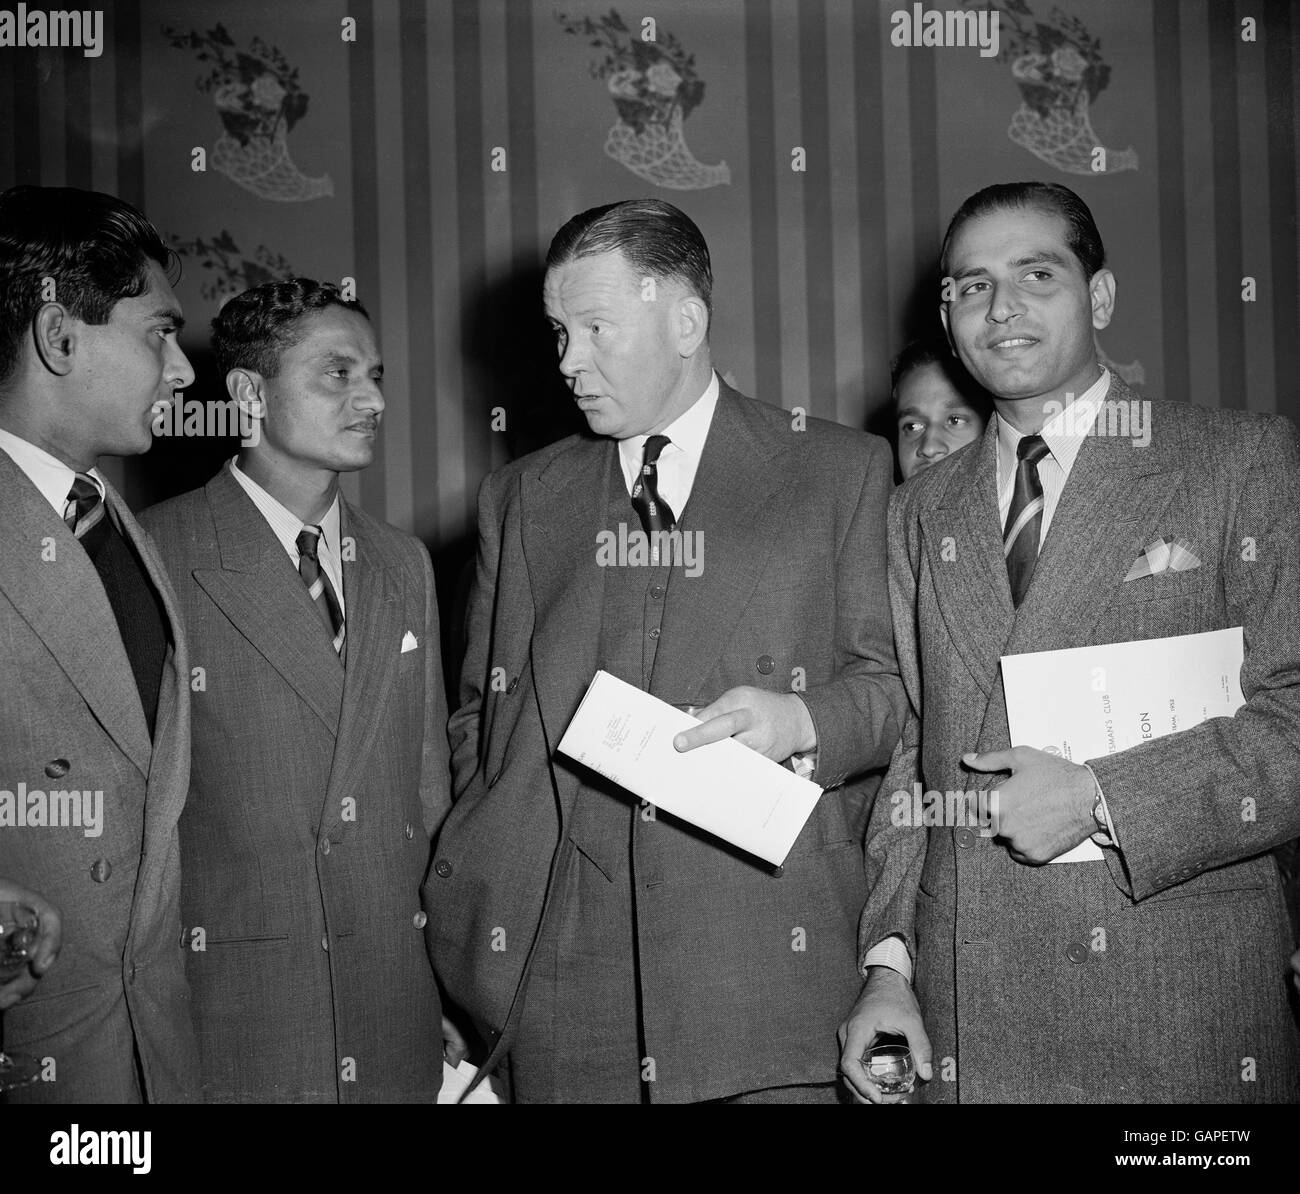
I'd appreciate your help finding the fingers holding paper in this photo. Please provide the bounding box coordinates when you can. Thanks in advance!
[962,746,1097,865]
[672,686,816,763]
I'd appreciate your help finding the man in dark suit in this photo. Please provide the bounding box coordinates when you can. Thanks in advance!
[841,182,1300,1103]
[143,279,458,1102]
[0,185,201,1103]
[426,199,906,1103]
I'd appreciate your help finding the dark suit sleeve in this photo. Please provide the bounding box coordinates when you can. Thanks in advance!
[797,436,907,789]
[447,472,500,802]
[1090,416,1300,900]
[417,539,452,838]
[857,482,928,969]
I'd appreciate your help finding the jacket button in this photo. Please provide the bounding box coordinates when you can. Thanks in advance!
[45,758,71,778]
[648,627,660,639]
[320,838,331,855]
[506,676,519,694]
[321,936,330,952]
[650,584,665,600]
[1066,942,1088,965]
[756,655,775,675]
[404,822,414,840]
[954,828,976,849]
[772,865,784,878]
[434,860,453,879]
[91,859,112,882]
[413,911,427,929]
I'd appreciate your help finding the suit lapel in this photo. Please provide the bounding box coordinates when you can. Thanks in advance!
[522,436,614,778]
[648,386,793,701]
[0,451,152,776]
[190,464,345,734]
[318,501,403,836]
[921,420,1013,701]
[1003,381,1182,655]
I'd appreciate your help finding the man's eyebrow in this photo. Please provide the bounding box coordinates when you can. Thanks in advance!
[321,349,383,372]
[1008,249,1071,269]
[150,308,185,330]
[948,249,1072,282]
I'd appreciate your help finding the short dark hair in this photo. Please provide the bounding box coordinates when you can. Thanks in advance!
[0,185,176,385]
[939,181,1106,280]
[211,278,369,379]
[891,336,992,416]
[545,198,713,318]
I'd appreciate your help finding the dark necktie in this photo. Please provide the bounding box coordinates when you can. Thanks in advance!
[296,526,346,657]
[64,472,109,557]
[630,434,676,536]
[1004,434,1051,607]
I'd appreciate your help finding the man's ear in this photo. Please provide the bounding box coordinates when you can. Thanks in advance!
[1089,268,1116,331]
[675,295,709,358]
[32,303,77,377]
[228,369,266,422]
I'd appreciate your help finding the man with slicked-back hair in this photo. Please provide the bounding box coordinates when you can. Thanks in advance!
[427,199,906,1103]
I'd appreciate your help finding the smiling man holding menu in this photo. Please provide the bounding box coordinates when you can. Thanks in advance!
[840,182,1300,1104]
[426,199,905,1103]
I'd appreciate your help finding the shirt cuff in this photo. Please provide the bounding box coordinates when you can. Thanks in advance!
[790,750,817,780]
[862,935,913,983]
[1081,761,1119,847]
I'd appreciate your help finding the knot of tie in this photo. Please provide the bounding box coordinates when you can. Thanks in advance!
[296,526,322,560]
[64,472,106,543]
[1016,434,1051,466]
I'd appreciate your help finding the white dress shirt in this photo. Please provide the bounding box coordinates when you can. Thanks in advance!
[0,427,106,520]
[616,370,720,512]
[229,459,346,616]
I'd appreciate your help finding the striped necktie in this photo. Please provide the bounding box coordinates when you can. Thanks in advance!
[64,472,109,555]
[295,526,345,657]
[1004,434,1051,607]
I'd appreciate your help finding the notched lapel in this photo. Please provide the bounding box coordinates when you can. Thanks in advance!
[319,506,403,835]
[1004,424,1181,656]
[192,469,345,733]
[521,438,612,754]
[0,455,151,776]
[922,423,1013,699]
[648,392,794,702]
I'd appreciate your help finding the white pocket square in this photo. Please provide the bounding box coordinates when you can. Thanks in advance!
[401,630,420,653]
[1124,536,1201,582]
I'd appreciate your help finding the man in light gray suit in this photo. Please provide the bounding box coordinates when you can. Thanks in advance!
[0,185,201,1103]
[426,199,906,1102]
[143,279,458,1102]
[841,182,1300,1103]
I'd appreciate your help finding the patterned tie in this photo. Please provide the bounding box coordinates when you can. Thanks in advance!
[64,472,109,556]
[1003,434,1051,607]
[630,434,676,536]
[295,526,345,656]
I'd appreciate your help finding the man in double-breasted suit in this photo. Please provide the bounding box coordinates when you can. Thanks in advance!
[143,279,455,1102]
[0,185,200,1103]
[426,199,906,1103]
[841,182,1300,1104]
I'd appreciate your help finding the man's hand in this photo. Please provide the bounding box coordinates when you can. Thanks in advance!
[441,1013,469,1067]
[672,687,815,763]
[962,746,1096,865]
[838,967,933,1104]
[0,881,62,1011]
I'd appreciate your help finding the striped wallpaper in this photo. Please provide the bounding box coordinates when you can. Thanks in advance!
[2,0,1297,565]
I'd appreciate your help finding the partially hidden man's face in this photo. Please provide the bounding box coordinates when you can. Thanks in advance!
[72,258,195,458]
[252,306,385,473]
[543,249,689,440]
[940,205,1114,411]
[895,363,987,480]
